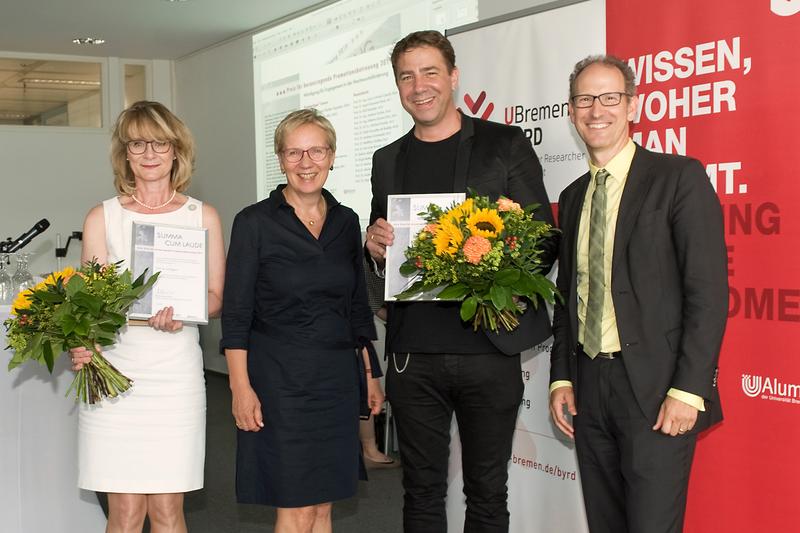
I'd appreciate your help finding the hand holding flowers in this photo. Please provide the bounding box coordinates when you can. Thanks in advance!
[4,259,158,404]
[395,192,560,333]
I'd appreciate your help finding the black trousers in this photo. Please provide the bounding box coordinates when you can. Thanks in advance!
[386,352,524,533]
[575,351,697,533]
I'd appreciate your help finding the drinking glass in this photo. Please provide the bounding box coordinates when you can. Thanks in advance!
[11,252,35,294]
[0,253,12,304]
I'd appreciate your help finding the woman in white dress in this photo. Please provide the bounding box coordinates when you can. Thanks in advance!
[70,100,225,533]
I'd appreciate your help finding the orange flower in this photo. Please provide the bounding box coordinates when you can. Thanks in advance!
[497,197,522,212]
[463,235,492,264]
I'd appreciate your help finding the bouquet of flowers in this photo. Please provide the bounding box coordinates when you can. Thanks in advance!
[4,260,158,404]
[395,193,559,333]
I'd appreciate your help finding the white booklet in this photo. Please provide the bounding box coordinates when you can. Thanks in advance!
[384,192,465,301]
[129,222,208,324]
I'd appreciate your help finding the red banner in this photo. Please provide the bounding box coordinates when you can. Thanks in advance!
[607,1,800,531]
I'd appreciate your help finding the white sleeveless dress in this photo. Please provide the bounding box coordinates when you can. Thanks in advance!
[77,196,206,493]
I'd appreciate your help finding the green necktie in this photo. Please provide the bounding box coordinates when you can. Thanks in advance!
[584,169,609,358]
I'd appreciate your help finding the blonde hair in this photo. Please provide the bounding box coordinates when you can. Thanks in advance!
[110,100,195,195]
[274,108,337,154]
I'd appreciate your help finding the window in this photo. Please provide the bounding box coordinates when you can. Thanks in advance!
[124,64,147,108]
[0,57,102,127]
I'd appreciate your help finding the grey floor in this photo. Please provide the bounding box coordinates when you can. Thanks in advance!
[183,371,404,533]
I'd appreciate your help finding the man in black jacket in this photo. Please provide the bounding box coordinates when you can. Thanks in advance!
[365,30,557,533]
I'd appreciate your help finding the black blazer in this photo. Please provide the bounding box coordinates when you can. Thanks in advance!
[551,144,728,432]
[369,112,559,355]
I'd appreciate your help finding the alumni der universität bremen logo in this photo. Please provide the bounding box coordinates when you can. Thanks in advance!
[741,373,800,405]
[462,90,494,120]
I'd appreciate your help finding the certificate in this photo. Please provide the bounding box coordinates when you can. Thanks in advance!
[384,192,465,301]
[129,222,208,324]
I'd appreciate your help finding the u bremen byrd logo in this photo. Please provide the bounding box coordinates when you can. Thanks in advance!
[461,90,544,145]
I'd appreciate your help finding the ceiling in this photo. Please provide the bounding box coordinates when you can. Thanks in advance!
[0,0,324,59]
[0,0,325,123]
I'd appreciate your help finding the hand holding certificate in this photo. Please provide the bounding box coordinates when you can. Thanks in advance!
[384,193,465,301]
[129,222,209,324]
[390,192,559,333]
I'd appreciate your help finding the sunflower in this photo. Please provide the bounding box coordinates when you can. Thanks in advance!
[467,208,504,239]
[11,289,33,314]
[442,198,475,224]
[433,219,464,256]
[43,266,76,287]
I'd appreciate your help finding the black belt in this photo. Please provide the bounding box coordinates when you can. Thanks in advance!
[578,344,621,360]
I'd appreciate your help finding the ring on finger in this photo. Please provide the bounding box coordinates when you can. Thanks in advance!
[370,234,375,241]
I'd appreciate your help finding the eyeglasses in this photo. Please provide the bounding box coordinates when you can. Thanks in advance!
[127,140,172,154]
[281,146,330,163]
[570,92,630,108]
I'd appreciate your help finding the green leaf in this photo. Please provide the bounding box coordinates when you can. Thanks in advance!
[53,301,73,321]
[65,275,86,297]
[399,262,419,276]
[43,341,55,373]
[36,291,64,304]
[105,312,127,326]
[97,321,120,332]
[494,268,520,286]
[436,283,470,300]
[61,313,78,336]
[71,292,103,316]
[394,280,427,300]
[132,269,159,291]
[512,272,532,293]
[490,284,512,311]
[7,350,25,370]
[74,317,91,337]
[30,332,44,353]
[524,202,542,214]
[460,296,478,321]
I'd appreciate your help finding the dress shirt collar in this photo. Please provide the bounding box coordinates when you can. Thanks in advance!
[588,138,636,185]
[268,184,341,214]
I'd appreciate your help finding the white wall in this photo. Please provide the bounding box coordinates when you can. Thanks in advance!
[0,127,113,276]
[174,37,256,372]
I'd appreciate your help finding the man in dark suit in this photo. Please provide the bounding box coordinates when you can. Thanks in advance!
[549,55,728,533]
[365,30,557,532]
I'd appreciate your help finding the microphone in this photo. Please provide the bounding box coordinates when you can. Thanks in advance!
[6,219,50,253]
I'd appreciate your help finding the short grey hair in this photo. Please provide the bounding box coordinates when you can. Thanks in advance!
[274,108,337,154]
[569,54,636,99]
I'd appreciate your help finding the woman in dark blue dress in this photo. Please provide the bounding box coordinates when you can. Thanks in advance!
[221,109,384,532]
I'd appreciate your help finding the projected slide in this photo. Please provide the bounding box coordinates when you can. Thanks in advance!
[253,0,478,225]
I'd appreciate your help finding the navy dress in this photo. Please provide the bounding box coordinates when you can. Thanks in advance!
[220,185,377,507]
